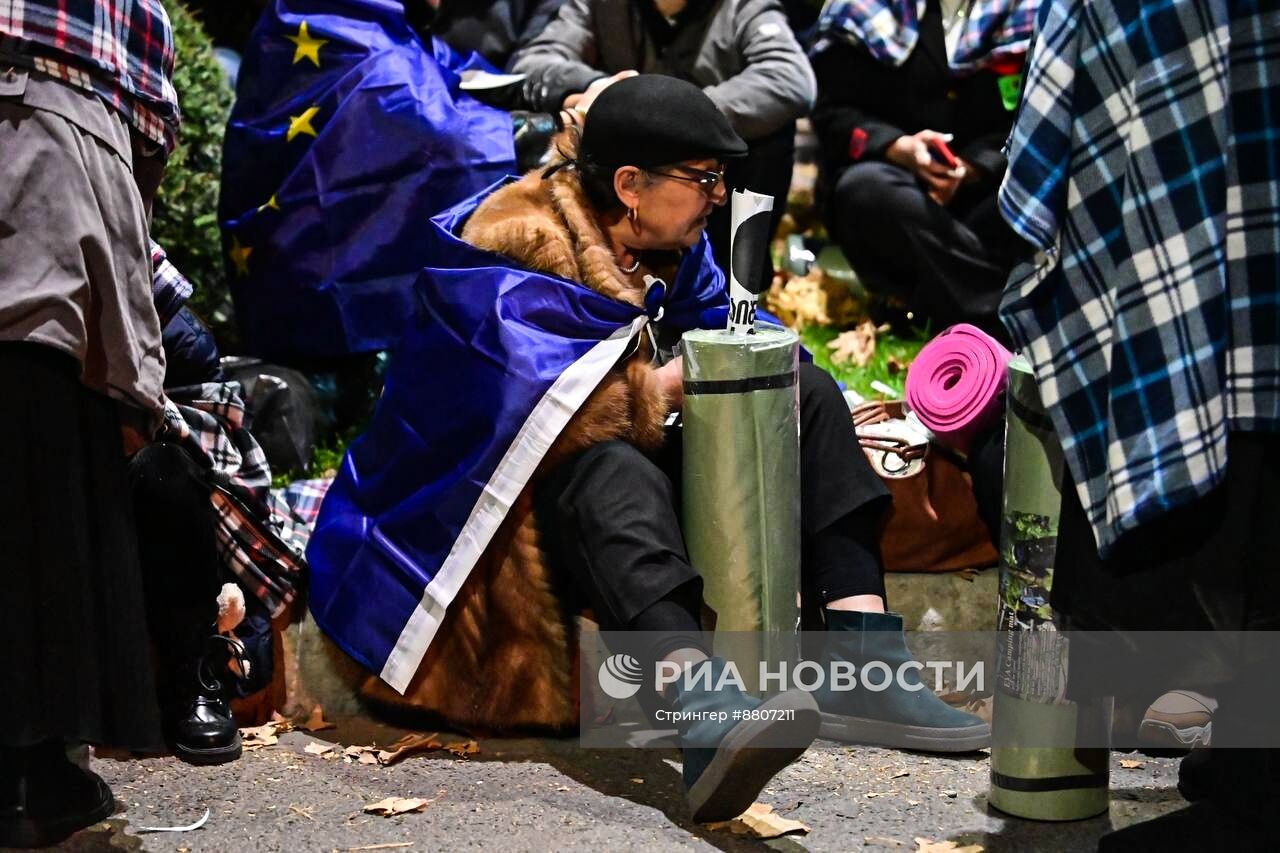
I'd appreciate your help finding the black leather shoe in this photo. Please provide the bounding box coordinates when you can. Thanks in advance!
[165,635,248,766]
[168,694,242,765]
[0,744,115,848]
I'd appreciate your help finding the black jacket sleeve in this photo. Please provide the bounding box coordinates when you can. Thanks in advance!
[810,40,906,170]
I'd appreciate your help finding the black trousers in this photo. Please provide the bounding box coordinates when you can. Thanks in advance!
[826,161,1024,344]
[707,123,796,280]
[534,363,891,633]
[1054,432,1280,821]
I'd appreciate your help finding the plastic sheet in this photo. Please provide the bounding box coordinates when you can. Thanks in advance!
[681,327,801,679]
[989,357,1111,821]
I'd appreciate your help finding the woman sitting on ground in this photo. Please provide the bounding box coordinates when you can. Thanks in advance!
[308,75,986,824]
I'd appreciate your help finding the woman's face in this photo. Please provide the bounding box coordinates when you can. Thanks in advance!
[630,158,728,250]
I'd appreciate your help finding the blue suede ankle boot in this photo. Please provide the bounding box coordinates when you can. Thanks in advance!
[816,610,990,752]
[670,657,820,822]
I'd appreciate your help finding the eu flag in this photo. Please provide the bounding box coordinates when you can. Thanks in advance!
[306,180,728,691]
[219,0,516,360]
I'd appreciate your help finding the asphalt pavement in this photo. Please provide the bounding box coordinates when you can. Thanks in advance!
[22,716,1188,853]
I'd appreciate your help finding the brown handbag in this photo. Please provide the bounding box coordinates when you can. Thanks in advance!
[853,401,998,572]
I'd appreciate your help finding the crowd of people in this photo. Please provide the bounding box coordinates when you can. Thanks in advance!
[1,1,1276,850]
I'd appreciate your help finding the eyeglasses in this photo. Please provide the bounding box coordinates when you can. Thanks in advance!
[646,166,727,193]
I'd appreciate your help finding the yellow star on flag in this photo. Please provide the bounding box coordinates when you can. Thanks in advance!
[286,105,320,142]
[286,20,328,67]
[259,195,281,213]
[229,237,253,277]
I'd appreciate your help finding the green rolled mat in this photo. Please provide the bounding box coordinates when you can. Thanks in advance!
[681,327,801,686]
[989,356,1112,821]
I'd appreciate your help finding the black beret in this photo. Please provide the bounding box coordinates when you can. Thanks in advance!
[578,74,748,169]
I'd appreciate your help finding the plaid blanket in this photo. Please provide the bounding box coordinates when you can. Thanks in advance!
[162,382,315,616]
[150,242,192,329]
[998,0,1280,555]
[814,0,1039,72]
[0,0,180,151]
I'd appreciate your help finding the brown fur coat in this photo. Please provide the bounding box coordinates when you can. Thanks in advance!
[358,157,670,731]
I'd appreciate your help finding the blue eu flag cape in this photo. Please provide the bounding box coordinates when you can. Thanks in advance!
[219,0,516,360]
[306,180,728,691]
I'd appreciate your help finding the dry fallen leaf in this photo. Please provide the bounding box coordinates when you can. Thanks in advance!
[907,799,921,807]
[269,711,296,734]
[240,723,279,751]
[915,838,984,853]
[704,803,809,838]
[827,320,882,367]
[358,752,380,766]
[892,769,911,779]
[865,838,906,848]
[363,797,431,817]
[346,844,413,852]
[766,270,830,330]
[298,705,336,733]
[1120,759,1145,769]
[303,741,334,757]
[445,740,479,759]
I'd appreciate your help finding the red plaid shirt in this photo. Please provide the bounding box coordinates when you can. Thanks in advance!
[0,1,179,151]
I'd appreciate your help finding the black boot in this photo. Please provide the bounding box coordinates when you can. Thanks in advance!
[816,610,990,752]
[671,658,820,822]
[165,634,248,765]
[0,742,115,848]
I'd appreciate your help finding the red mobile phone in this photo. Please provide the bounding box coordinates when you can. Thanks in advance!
[928,138,959,169]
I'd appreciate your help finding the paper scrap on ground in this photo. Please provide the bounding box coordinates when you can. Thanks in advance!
[704,803,809,838]
[135,808,211,834]
[1120,759,1145,769]
[914,838,984,853]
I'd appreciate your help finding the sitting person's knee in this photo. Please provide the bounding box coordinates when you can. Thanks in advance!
[799,362,849,416]
[574,440,670,490]
[832,161,913,216]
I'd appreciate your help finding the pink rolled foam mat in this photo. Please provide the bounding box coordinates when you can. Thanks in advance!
[905,324,1013,452]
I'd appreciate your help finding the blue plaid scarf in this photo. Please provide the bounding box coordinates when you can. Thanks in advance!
[998,0,1280,555]
[814,0,1039,72]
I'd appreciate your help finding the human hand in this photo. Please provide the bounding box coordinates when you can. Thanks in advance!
[885,130,967,206]
[655,356,684,409]
[561,70,638,113]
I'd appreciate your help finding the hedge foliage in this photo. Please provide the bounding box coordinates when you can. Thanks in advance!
[152,2,239,347]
